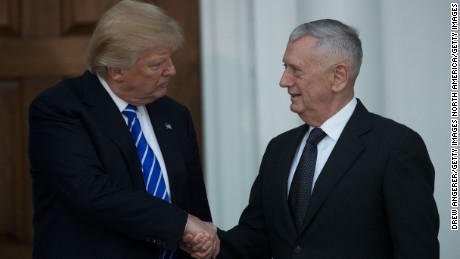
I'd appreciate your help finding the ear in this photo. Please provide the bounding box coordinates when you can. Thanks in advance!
[106,67,124,82]
[330,63,349,93]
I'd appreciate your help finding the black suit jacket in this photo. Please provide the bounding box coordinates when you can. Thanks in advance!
[29,71,211,259]
[218,100,439,259]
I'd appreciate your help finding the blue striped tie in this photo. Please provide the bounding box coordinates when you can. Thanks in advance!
[123,104,176,259]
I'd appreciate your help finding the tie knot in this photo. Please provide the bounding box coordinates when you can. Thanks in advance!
[123,104,138,118]
[307,128,327,145]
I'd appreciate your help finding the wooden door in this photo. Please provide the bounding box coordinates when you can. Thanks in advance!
[0,0,202,258]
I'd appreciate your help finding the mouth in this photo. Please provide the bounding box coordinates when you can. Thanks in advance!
[159,82,169,88]
[289,93,301,100]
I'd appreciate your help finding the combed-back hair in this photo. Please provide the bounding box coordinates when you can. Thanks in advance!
[289,19,362,79]
[86,0,184,75]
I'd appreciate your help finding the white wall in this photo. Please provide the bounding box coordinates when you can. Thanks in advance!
[379,0,455,256]
[200,0,457,257]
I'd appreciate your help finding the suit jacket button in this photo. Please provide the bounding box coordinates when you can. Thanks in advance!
[294,246,302,253]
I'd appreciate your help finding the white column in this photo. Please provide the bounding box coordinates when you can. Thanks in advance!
[200,0,301,229]
[253,0,302,153]
[200,0,259,230]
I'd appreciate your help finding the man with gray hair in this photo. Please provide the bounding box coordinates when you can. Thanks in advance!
[213,19,439,259]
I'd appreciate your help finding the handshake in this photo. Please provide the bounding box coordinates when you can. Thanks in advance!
[181,214,220,259]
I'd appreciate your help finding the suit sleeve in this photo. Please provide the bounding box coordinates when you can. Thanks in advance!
[182,107,212,222]
[217,142,273,259]
[383,130,439,259]
[29,93,188,250]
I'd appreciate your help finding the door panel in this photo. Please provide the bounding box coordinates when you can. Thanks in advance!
[0,1,201,258]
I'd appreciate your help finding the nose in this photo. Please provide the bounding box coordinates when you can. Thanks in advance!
[163,58,176,76]
[279,70,292,88]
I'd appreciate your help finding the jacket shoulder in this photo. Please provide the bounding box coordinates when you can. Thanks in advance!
[149,96,189,116]
[30,71,92,107]
[368,111,421,140]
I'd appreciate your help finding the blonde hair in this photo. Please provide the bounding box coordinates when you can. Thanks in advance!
[86,0,184,74]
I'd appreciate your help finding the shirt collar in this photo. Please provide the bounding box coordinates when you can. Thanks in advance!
[319,97,357,141]
[97,74,129,112]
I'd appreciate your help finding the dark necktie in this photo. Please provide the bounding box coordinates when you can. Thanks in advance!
[288,127,327,231]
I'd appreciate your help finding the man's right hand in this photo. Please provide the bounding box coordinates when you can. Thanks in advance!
[181,214,220,259]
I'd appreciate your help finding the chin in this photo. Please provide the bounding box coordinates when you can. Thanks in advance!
[153,90,167,99]
[290,104,301,114]
[158,88,168,96]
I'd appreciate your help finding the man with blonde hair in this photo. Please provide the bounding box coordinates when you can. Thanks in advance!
[29,1,218,258]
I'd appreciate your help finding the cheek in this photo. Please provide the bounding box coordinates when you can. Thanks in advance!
[142,71,161,85]
[297,79,313,99]
[150,69,164,79]
[305,77,326,96]
[299,84,325,107]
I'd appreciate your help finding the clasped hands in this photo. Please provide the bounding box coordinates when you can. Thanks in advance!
[181,214,220,259]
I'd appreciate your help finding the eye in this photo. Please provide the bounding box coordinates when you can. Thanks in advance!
[151,61,164,67]
[283,63,298,72]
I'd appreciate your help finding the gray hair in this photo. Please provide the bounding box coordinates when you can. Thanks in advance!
[86,0,184,75]
[289,19,363,79]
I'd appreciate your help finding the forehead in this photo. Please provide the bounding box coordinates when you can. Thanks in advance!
[283,36,319,67]
[141,46,174,61]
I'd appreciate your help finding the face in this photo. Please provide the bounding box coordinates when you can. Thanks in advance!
[114,46,176,105]
[280,36,335,125]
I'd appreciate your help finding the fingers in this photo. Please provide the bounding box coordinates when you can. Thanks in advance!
[185,233,213,259]
[211,236,220,258]
[181,215,220,259]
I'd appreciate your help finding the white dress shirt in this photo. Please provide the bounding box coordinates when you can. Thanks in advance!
[98,75,172,198]
[287,98,357,195]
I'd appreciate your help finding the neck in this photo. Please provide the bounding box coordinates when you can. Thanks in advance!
[301,95,354,127]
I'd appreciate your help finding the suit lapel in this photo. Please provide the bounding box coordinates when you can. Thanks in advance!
[146,101,186,205]
[80,71,145,189]
[300,100,372,233]
[272,124,309,236]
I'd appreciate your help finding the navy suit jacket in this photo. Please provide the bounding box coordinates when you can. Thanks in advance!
[218,100,439,259]
[29,71,211,259]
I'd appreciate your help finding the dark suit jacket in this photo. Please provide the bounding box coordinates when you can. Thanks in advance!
[28,71,211,259]
[218,100,439,259]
